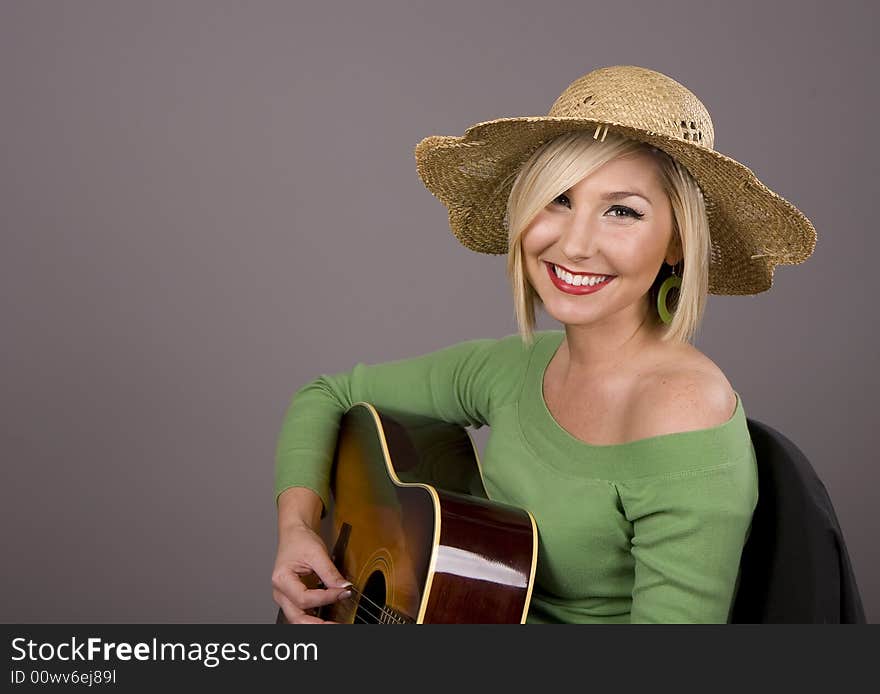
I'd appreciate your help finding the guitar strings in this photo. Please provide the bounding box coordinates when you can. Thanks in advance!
[339,593,387,624]
[340,584,405,624]
[328,581,406,624]
[316,576,407,624]
[341,598,395,625]
[319,585,394,624]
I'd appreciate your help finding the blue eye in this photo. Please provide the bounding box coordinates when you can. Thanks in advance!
[608,205,644,219]
[551,195,644,220]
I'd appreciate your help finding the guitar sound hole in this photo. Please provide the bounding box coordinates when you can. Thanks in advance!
[354,571,386,624]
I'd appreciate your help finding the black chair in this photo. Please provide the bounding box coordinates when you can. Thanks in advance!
[730,418,867,623]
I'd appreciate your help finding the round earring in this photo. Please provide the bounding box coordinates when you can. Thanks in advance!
[657,261,682,325]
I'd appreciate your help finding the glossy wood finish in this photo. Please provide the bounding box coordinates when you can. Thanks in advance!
[276,403,536,624]
[424,488,536,623]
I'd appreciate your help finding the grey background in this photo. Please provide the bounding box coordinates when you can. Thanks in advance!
[1,0,876,623]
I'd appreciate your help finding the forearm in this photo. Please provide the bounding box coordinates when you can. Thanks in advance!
[277,486,324,533]
[274,337,505,522]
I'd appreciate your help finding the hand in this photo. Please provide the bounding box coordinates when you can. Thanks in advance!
[272,523,352,624]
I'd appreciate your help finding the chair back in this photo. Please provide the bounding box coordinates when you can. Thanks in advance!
[730,419,867,623]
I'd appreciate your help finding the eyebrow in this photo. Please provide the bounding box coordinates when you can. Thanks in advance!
[601,191,652,204]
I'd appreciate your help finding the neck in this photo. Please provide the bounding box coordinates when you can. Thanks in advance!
[559,299,665,377]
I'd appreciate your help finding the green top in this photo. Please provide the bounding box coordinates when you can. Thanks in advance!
[274,330,759,624]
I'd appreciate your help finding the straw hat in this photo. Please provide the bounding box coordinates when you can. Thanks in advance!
[413,65,816,295]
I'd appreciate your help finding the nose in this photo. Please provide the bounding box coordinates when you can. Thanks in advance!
[558,213,600,263]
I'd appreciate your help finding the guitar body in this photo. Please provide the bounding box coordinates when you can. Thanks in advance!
[278,402,537,624]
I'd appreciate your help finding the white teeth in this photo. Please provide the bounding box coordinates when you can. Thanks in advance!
[553,264,608,287]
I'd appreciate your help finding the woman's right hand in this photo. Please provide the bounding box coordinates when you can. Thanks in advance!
[272,522,352,624]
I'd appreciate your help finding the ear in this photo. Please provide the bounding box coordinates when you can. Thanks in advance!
[665,234,683,266]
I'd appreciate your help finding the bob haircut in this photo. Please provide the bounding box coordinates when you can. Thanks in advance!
[505,129,710,348]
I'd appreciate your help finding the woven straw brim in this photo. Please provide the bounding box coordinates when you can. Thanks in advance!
[415,116,816,295]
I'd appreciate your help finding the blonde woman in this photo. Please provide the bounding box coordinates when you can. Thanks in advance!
[271,66,816,624]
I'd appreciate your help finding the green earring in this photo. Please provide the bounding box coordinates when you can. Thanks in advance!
[657,261,682,325]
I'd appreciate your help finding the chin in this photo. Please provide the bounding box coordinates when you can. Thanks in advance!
[542,303,603,326]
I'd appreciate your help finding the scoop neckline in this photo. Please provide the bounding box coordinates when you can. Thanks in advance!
[516,330,749,479]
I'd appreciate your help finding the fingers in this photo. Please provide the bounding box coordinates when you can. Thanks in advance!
[294,581,352,610]
[275,590,316,624]
[274,585,341,625]
[272,524,350,624]
[308,548,352,592]
[272,566,351,622]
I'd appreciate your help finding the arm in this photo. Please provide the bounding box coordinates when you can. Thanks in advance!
[615,370,757,622]
[617,457,758,623]
[271,333,528,623]
[277,486,323,532]
[273,334,524,514]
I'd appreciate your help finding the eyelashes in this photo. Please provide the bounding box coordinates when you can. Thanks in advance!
[551,194,645,219]
[551,194,644,219]
[607,205,644,219]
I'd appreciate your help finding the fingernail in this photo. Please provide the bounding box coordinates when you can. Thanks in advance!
[337,590,352,601]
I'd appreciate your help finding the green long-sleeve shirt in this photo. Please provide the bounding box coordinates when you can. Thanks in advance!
[274,329,758,624]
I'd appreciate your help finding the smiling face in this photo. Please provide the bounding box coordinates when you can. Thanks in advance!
[521,149,681,332]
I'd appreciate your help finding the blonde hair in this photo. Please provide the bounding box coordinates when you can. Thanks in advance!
[505,130,709,348]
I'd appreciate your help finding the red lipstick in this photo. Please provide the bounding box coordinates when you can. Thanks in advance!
[545,262,615,296]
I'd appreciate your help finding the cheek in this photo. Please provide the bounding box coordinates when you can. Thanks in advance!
[520,223,554,255]
[614,226,671,270]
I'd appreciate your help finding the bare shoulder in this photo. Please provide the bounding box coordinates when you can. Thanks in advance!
[625,346,737,440]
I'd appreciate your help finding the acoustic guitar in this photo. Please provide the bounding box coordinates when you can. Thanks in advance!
[275,402,537,624]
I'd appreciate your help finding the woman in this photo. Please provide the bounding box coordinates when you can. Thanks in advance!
[271,65,816,623]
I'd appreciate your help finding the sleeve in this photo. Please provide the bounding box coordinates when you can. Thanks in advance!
[616,457,759,623]
[273,335,521,511]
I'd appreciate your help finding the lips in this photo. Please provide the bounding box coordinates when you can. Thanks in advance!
[545,261,615,296]
[549,262,612,278]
